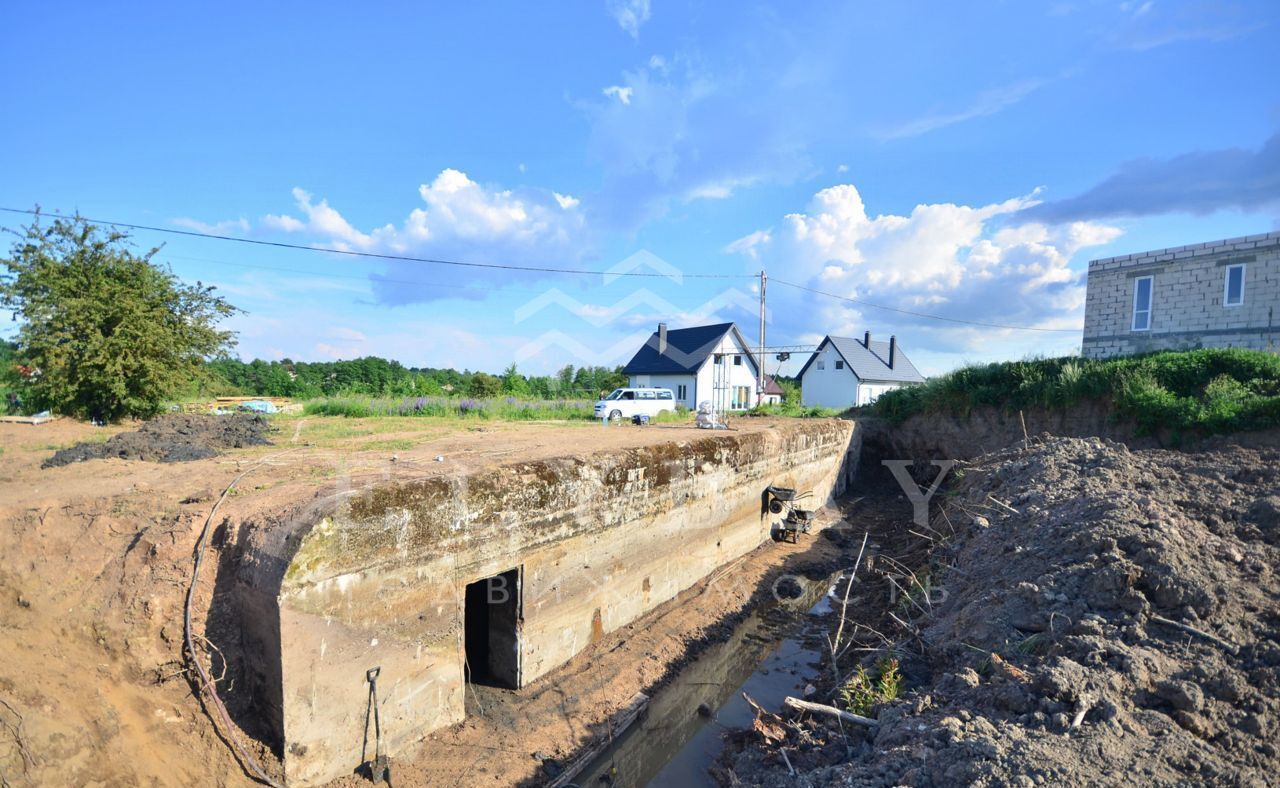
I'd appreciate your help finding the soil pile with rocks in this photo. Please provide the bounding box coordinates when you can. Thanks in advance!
[722,435,1280,786]
[43,413,274,467]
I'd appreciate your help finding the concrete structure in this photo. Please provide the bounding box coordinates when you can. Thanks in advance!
[230,420,859,785]
[799,333,926,409]
[1082,232,1280,358]
[623,322,762,411]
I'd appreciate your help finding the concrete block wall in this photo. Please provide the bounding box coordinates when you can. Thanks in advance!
[1081,232,1280,358]
[232,420,859,785]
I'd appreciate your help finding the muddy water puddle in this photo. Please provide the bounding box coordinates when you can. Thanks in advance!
[573,571,840,787]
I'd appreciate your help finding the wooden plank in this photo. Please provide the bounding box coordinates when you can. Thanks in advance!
[547,691,649,788]
[0,414,59,425]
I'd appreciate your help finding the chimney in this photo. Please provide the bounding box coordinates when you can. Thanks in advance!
[863,330,871,348]
[657,322,668,355]
[889,335,897,369]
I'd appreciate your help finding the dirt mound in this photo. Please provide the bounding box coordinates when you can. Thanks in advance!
[722,436,1280,786]
[42,413,274,467]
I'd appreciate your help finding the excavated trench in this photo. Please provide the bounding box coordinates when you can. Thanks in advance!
[573,566,840,787]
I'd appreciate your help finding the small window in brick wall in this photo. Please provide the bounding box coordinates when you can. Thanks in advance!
[1224,264,1245,307]
[1132,275,1153,331]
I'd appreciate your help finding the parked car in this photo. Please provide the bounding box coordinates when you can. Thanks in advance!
[594,387,677,421]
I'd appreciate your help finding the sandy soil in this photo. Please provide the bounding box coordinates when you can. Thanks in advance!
[0,413,826,787]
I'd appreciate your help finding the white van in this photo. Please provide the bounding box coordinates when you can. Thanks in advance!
[594,387,677,421]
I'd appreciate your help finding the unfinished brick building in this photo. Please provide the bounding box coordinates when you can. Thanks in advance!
[1081,232,1280,358]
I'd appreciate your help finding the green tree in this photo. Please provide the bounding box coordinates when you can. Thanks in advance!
[469,371,501,397]
[501,362,528,396]
[555,364,575,393]
[0,214,238,421]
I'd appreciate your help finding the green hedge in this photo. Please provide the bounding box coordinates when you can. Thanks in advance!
[868,348,1280,436]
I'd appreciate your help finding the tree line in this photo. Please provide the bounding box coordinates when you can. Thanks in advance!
[207,357,629,400]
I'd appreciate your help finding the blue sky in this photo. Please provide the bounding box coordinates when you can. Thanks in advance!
[2,1,1278,377]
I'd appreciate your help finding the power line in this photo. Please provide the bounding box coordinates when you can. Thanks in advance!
[770,277,1081,333]
[1,205,1080,333]
[161,254,571,297]
[0,206,754,280]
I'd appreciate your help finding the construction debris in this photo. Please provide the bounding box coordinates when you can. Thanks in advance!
[695,401,727,430]
[0,410,57,425]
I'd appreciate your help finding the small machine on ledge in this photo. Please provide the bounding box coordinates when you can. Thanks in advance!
[764,485,815,544]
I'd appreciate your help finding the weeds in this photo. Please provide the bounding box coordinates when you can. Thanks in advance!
[1016,633,1047,656]
[838,657,902,716]
[746,402,843,418]
[868,348,1280,436]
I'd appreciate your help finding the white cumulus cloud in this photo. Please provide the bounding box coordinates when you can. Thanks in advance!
[262,169,586,256]
[727,182,1122,358]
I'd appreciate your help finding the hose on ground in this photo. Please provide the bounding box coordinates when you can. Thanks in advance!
[184,450,300,788]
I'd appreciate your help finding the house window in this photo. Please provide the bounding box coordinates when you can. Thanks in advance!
[1224,264,1245,307]
[816,360,825,370]
[733,355,742,366]
[677,384,687,400]
[714,355,723,365]
[835,360,844,370]
[731,386,751,408]
[1132,276,1153,331]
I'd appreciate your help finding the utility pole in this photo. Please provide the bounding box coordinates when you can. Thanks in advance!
[757,269,767,403]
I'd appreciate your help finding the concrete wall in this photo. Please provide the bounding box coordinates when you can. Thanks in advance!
[233,419,858,785]
[1082,232,1280,359]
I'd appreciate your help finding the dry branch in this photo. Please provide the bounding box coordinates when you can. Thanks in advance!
[783,697,878,728]
[1150,614,1239,655]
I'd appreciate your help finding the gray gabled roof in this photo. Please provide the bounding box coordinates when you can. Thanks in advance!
[623,322,761,377]
[797,335,925,384]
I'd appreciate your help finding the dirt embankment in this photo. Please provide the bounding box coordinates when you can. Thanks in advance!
[721,435,1280,787]
[858,401,1280,465]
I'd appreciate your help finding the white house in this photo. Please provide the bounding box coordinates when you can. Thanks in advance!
[761,375,786,405]
[623,322,762,411]
[799,333,925,409]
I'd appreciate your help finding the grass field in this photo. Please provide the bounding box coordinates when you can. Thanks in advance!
[302,395,600,421]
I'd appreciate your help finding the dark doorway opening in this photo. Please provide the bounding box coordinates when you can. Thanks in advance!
[464,568,521,688]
